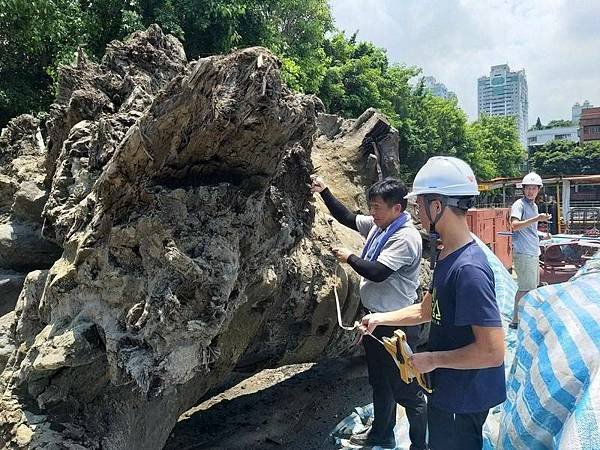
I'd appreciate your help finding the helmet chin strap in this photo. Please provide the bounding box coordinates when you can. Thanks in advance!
[423,196,447,270]
[423,195,475,271]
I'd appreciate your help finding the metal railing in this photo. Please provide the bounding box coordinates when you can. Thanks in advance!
[570,201,600,209]
[565,207,600,234]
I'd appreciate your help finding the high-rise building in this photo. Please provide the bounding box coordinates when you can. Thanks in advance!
[572,100,593,124]
[477,64,528,145]
[422,76,457,100]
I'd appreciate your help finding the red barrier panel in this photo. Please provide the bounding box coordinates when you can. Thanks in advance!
[467,208,512,269]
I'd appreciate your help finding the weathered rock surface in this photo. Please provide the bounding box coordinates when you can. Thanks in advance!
[313,108,401,212]
[0,112,55,374]
[0,270,47,376]
[0,25,425,450]
[0,110,62,305]
[0,271,26,316]
[0,310,15,371]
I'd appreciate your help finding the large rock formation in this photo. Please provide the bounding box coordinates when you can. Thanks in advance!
[0,112,62,315]
[0,25,424,449]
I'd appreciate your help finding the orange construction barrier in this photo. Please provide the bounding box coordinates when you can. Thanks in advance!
[467,208,512,270]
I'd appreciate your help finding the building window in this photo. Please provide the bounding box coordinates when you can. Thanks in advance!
[555,134,571,140]
[528,137,537,143]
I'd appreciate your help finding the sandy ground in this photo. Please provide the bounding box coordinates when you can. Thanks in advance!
[164,357,374,450]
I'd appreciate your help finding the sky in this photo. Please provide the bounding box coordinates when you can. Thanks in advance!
[329,0,600,125]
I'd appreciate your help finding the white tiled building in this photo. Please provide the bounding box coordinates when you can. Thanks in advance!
[527,126,579,147]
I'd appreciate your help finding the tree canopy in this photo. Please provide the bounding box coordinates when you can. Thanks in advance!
[316,32,524,180]
[531,140,600,176]
[0,0,333,125]
[529,118,574,131]
[465,115,526,180]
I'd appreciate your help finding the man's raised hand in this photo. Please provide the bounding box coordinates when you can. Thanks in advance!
[310,175,327,193]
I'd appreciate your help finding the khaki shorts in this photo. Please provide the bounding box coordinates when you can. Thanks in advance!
[513,253,540,291]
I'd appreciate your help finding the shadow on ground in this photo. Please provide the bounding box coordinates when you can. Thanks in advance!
[164,357,370,450]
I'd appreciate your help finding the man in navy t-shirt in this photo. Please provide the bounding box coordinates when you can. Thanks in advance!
[428,242,506,414]
[360,157,506,450]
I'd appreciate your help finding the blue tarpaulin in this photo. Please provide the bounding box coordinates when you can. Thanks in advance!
[498,255,600,449]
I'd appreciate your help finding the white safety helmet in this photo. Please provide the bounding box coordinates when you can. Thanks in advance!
[405,156,479,199]
[521,172,543,187]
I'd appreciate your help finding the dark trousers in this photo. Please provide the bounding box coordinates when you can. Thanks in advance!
[427,404,489,450]
[363,324,427,450]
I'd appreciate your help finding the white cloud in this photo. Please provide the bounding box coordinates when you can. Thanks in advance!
[329,0,600,124]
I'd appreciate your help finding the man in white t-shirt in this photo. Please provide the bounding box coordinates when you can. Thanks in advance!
[311,176,426,450]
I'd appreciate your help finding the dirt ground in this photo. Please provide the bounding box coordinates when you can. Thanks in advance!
[164,357,373,450]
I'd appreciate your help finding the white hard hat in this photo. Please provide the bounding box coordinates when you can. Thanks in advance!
[405,156,479,198]
[521,172,543,186]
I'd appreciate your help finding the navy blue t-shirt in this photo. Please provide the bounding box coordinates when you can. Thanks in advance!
[428,240,506,413]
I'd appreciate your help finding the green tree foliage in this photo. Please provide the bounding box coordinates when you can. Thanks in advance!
[256,0,333,93]
[544,119,573,129]
[79,0,144,58]
[138,0,333,93]
[529,118,574,131]
[317,32,490,180]
[318,32,417,123]
[397,92,471,178]
[465,115,525,179]
[531,140,600,175]
[0,0,145,126]
[0,0,332,126]
[0,0,83,126]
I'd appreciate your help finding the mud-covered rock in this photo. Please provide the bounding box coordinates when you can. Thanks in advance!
[0,25,352,450]
[0,25,426,450]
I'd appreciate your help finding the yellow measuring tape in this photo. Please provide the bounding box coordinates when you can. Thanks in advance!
[382,329,433,393]
[332,265,432,393]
